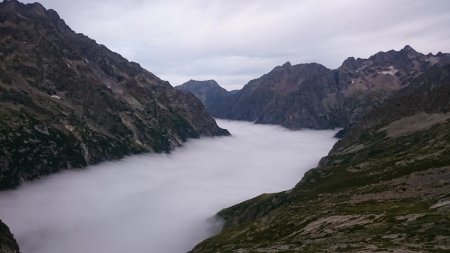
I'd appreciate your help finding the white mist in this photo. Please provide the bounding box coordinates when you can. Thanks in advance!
[0,120,337,253]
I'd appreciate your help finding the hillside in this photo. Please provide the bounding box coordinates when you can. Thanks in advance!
[191,64,450,252]
[0,0,229,189]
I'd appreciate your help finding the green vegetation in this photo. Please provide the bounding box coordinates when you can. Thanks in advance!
[191,116,450,252]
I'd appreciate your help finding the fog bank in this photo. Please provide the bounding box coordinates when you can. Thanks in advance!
[0,120,337,253]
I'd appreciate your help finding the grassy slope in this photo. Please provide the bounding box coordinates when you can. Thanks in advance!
[191,65,450,253]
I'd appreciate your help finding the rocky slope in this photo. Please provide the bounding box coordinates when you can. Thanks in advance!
[0,0,229,189]
[180,46,450,130]
[191,64,450,252]
[176,79,231,117]
[0,220,19,253]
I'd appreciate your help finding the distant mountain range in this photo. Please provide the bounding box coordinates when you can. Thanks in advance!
[177,26,450,253]
[191,59,450,253]
[177,46,450,129]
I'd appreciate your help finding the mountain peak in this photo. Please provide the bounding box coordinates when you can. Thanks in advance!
[185,79,220,87]
[175,80,230,112]
[282,61,292,68]
[272,61,292,72]
[1,0,62,22]
[0,0,19,9]
[340,57,357,70]
[400,45,421,58]
[402,45,416,52]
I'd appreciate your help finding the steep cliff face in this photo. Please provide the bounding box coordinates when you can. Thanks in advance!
[176,79,232,118]
[180,46,450,130]
[191,64,450,252]
[0,0,229,189]
[0,220,19,253]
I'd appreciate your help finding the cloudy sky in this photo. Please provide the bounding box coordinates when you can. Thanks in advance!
[23,0,450,90]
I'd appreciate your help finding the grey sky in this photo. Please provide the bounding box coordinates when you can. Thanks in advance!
[23,0,450,90]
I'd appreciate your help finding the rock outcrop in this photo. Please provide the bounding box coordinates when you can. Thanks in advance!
[191,64,450,252]
[0,220,19,253]
[0,0,229,189]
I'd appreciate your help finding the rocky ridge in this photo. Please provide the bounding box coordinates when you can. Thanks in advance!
[180,46,450,130]
[191,64,450,252]
[0,0,229,189]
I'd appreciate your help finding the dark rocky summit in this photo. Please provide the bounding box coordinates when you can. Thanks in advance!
[0,0,228,189]
[181,46,450,130]
[191,64,450,252]
[176,79,231,117]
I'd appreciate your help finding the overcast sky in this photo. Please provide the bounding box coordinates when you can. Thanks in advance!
[22,0,450,90]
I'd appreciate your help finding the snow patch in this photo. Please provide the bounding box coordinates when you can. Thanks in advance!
[380,66,398,75]
[50,95,61,100]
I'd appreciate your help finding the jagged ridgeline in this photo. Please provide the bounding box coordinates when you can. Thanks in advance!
[190,64,450,252]
[177,46,450,130]
[0,0,229,189]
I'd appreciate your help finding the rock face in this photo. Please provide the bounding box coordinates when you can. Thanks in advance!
[0,0,229,189]
[230,62,343,129]
[0,220,19,253]
[175,79,231,117]
[191,64,450,252]
[180,47,450,129]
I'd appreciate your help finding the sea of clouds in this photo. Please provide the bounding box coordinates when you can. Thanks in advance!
[0,120,337,253]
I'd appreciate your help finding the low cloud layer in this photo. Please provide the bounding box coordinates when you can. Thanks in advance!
[22,0,450,90]
[0,120,336,253]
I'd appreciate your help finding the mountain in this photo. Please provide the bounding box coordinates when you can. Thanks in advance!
[226,62,343,129]
[180,46,450,129]
[175,79,231,117]
[191,64,450,252]
[0,0,229,190]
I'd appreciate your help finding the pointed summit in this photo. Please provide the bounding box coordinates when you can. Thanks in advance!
[282,61,292,68]
[272,61,292,72]
[400,45,421,58]
[340,57,357,70]
[402,45,417,52]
